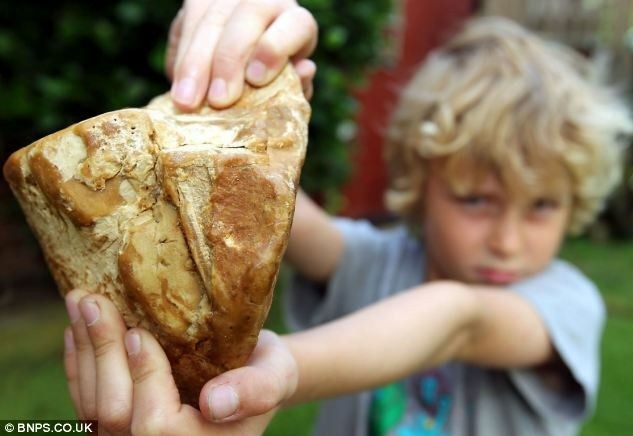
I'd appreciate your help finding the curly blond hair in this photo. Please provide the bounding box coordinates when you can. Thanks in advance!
[384,16,632,234]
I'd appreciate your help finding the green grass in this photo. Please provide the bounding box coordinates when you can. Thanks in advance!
[0,304,74,419]
[0,237,630,435]
[582,316,633,435]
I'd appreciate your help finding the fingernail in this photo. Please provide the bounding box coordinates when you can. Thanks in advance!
[208,78,228,102]
[64,328,75,353]
[125,331,141,356]
[65,297,80,323]
[246,60,267,83]
[79,299,100,326]
[208,384,239,420]
[172,77,197,106]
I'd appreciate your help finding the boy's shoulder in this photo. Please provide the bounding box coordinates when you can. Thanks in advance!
[509,257,605,406]
[510,258,606,338]
[512,258,604,311]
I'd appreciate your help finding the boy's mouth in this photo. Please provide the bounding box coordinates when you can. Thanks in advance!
[475,267,520,285]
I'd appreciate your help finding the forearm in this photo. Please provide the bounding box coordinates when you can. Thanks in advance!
[285,189,343,282]
[281,281,479,404]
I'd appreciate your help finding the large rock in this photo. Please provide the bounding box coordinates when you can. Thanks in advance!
[3,65,310,405]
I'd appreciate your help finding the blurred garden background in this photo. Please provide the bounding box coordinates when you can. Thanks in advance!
[1,0,632,435]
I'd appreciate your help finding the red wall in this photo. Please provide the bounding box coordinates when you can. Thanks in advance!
[340,0,474,219]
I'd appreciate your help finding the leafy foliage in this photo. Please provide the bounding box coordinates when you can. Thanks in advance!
[298,0,394,203]
[0,0,394,204]
[0,1,178,150]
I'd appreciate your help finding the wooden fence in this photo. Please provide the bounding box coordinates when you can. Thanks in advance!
[483,0,633,84]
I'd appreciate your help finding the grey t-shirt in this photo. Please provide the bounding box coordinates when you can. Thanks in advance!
[284,218,605,436]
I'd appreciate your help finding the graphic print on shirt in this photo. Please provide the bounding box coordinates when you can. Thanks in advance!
[369,367,453,436]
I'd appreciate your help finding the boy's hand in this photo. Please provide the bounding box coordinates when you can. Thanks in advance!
[64,289,297,435]
[167,0,318,110]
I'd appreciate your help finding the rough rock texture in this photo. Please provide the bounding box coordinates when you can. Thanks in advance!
[3,65,310,405]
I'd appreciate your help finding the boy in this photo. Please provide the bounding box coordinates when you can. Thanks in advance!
[278,16,632,435]
[63,4,631,435]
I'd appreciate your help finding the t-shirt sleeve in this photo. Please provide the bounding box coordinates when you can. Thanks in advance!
[508,259,606,424]
[283,217,394,331]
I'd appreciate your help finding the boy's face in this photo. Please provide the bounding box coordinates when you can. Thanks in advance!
[421,160,571,286]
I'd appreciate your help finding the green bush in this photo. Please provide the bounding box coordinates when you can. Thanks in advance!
[298,0,393,206]
[0,1,178,149]
[0,0,394,206]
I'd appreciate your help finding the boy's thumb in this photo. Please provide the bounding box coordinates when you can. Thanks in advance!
[199,330,297,422]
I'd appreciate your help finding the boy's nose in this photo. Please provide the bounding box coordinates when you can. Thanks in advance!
[487,212,524,258]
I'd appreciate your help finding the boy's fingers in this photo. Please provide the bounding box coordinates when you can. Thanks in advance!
[79,295,133,434]
[293,58,316,100]
[246,6,317,87]
[63,327,83,419]
[169,0,315,109]
[207,0,292,107]
[171,0,240,110]
[200,330,297,422]
[172,0,216,76]
[126,329,182,433]
[65,289,97,419]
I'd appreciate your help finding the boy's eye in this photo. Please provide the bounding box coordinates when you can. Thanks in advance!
[532,198,558,210]
[531,198,559,212]
[455,194,489,207]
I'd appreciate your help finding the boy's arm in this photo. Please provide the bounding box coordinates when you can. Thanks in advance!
[282,280,553,403]
[285,189,344,283]
[453,284,553,367]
